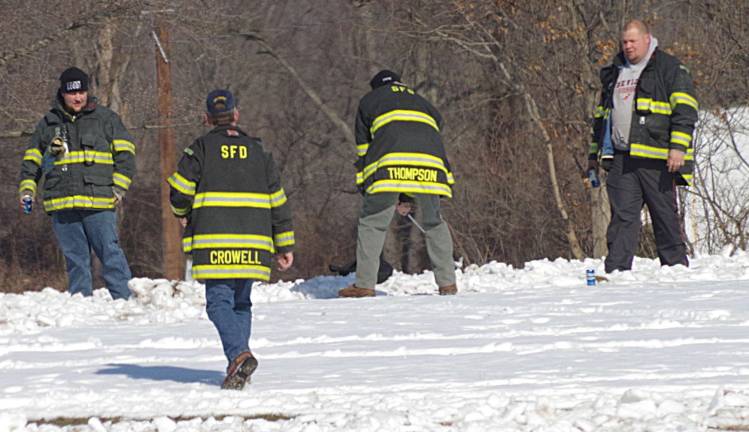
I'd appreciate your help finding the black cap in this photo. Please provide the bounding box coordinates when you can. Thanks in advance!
[370,69,401,89]
[206,89,235,115]
[59,67,89,93]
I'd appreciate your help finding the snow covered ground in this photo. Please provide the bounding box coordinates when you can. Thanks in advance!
[2,253,749,431]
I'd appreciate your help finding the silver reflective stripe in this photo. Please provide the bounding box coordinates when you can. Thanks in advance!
[194,195,270,207]
[192,237,273,249]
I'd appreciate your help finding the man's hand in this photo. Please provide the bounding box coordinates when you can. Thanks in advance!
[19,193,32,212]
[667,149,686,173]
[275,252,293,271]
[112,187,125,205]
[395,201,412,216]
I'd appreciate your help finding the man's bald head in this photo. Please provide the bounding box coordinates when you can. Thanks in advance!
[621,20,652,64]
[623,20,650,36]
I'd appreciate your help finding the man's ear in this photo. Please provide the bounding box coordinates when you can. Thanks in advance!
[201,112,210,126]
[232,109,240,124]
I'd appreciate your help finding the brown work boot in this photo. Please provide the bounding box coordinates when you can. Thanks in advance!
[338,284,375,298]
[221,351,258,390]
[438,284,458,295]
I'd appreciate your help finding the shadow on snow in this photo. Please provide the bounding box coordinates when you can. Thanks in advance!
[96,363,223,385]
[289,274,354,299]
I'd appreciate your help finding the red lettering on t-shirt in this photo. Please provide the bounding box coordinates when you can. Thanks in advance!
[615,78,638,101]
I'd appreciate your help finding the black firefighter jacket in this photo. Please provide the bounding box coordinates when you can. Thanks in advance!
[18,96,137,213]
[355,83,455,197]
[590,47,698,186]
[168,125,294,281]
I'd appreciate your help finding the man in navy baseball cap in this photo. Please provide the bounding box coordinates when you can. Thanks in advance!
[206,89,235,115]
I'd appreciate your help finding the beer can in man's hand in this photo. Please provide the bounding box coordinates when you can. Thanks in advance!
[22,195,33,215]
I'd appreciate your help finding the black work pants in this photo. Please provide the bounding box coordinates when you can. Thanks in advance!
[604,151,688,273]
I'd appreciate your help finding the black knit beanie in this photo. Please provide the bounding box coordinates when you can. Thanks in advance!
[369,69,401,89]
[59,67,89,93]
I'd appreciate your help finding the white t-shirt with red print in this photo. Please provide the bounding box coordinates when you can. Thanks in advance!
[612,37,658,151]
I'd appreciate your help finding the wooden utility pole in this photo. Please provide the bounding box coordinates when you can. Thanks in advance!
[154,19,183,280]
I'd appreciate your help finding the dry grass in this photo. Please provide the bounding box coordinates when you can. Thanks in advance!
[33,413,294,427]
[0,262,67,294]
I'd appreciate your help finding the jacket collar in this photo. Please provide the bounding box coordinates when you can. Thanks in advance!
[50,93,98,122]
[209,124,248,136]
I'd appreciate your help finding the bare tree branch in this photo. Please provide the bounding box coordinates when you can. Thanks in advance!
[237,32,355,145]
[0,1,140,69]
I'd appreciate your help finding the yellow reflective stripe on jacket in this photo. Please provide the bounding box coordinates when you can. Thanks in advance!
[446,172,455,185]
[192,264,271,281]
[370,110,439,136]
[171,204,190,217]
[43,195,115,212]
[357,143,369,157]
[366,180,452,197]
[274,231,295,248]
[355,171,364,185]
[19,179,37,195]
[669,92,698,111]
[593,105,607,119]
[630,143,694,161]
[269,189,287,208]
[636,98,672,115]
[112,139,136,154]
[54,151,114,165]
[167,172,196,196]
[182,236,193,253]
[23,148,43,166]
[362,152,448,183]
[681,173,693,186]
[589,142,600,155]
[670,131,693,147]
[193,191,272,209]
[186,233,274,252]
[113,172,132,190]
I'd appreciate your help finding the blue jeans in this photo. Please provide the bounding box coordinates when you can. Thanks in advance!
[51,209,132,300]
[205,279,254,364]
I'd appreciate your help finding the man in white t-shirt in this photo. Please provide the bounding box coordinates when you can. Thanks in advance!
[588,20,698,272]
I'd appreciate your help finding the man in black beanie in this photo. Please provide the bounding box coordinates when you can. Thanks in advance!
[369,69,401,90]
[338,70,457,297]
[17,67,137,300]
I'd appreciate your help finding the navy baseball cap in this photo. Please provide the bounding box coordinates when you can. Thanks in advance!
[206,89,235,115]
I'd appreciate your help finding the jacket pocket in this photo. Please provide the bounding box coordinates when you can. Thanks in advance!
[84,174,112,197]
[80,134,110,165]
[81,136,97,165]
[43,175,62,191]
[645,115,670,145]
[83,175,114,186]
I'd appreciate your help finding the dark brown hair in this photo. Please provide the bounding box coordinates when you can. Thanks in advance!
[208,111,234,126]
